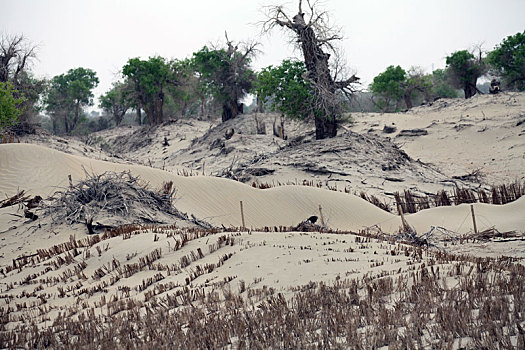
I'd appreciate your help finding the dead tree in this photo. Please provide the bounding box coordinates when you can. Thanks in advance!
[0,34,37,85]
[263,0,359,139]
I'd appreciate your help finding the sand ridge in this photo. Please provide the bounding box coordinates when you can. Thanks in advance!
[2,143,524,236]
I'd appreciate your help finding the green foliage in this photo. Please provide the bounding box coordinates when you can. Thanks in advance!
[122,56,174,124]
[165,58,203,117]
[488,30,525,91]
[99,81,132,125]
[370,65,406,111]
[370,66,443,110]
[191,44,256,121]
[445,50,486,98]
[446,50,476,84]
[430,69,459,99]
[0,81,26,130]
[45,67,99,133]
[370,65,406,100]
[191,46,229,100]
[255,59,314,119]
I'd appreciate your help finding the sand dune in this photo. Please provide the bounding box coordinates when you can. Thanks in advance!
[2,143,523,235]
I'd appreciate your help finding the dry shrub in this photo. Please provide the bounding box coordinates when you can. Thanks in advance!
[2,236,523,349]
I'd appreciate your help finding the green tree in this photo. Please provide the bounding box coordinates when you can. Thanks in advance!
[446,50,486,98]
[430,69,459,99]
[371,66,434,111]
[192,36,257,122]
[403,67,432,108]
[45,67,99,134]
[370,65,406,111]
[1,34,44,131]
[0,81,26,130]
[99,81,132,126]
[255,59,314,119]
[488,30,525,91]
[165,58,202,118]
[123,56,178,125]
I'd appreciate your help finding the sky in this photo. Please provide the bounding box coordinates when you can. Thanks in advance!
[2,0,524,109]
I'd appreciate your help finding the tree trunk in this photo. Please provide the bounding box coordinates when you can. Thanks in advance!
[157,91,164,123]
[464,79,478,99]
[136,108,142,125]
[295,16,339,139]
[70,101,80,133]
[221,99,242,122]
[403,93,413,110]
[147,104,155,125]
[63,115,69,134]
[315,115,337,139]
[200,98,207,117]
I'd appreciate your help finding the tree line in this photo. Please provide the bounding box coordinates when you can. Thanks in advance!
[1,2,524,139]
[370,32,525,112]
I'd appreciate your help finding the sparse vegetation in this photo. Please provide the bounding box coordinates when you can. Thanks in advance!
[1,225,523,348]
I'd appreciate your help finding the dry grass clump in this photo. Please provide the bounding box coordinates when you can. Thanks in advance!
[360,191,391,212]
[393,181,525,214]
[1,228,523,349]
[44,170,188,228]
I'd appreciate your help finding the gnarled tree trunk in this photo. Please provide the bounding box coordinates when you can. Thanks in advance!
[222,100,243,122]
[267,1,359,139]
[464,80,478,99]
[314,116,337,139]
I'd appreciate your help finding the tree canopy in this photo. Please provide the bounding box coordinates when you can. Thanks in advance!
[0,81,26,130]
[488,30,525,91]
[446,50,486,99]
[256,59,314,120]
[430,69,459,99]
[370,66,432,111]
[0,34,44,131]
[370,65,406,111]
[45,67,99,133]
[191,37,257,122]
[122,56,177,125]
[99,81,133,126]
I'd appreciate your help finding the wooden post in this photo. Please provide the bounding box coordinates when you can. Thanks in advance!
[240,201,246,230]
[470,205,478,234]
[318,205,325,226]
[68,175,73,189]
[396,202,409,231]
[202,161,205,176]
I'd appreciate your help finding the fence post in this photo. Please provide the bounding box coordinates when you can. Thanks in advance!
[318,205,325,226]
[470,205,478,234]
[240,201,246,230]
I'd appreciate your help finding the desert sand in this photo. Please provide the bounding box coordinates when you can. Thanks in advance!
[1,93,524,348]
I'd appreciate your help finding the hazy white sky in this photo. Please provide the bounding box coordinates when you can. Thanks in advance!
[2,0,524,106]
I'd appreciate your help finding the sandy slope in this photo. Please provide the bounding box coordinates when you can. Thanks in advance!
[2,143,524,238]
[352,92,525,184]
[1,95,524,348]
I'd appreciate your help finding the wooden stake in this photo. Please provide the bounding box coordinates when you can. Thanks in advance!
[240,201,246,230]
[470,204,478,234]
[396,202,409,231]
[318,205,325,227]
[68,175,73,189]
[202,161,205,176]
